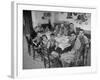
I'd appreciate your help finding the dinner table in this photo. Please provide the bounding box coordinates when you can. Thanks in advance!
[55,35,71,51]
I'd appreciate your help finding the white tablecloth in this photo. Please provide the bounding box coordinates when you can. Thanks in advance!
[55,36,71,50]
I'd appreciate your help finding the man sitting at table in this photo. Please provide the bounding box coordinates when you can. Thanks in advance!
[77,30,89,66]
[60,33,81,67]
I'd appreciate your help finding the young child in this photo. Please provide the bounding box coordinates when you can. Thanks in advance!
[40,35,48,68]
[47,33,57,53]
[47,33,63,67]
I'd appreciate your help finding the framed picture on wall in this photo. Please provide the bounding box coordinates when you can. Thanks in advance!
[11,1,97,78]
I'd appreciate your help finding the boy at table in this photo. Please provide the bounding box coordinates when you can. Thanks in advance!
[47,33,63,67]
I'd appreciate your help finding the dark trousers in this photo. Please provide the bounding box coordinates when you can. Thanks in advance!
[79,45,86,66]
[26,36,31,56]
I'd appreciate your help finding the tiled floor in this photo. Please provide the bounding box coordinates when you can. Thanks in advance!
[23,36,44,69]
[23,36,91,69]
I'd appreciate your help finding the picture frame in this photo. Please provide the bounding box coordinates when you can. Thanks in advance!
[11,1,97,78]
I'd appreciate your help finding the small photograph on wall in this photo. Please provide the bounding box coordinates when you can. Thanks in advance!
[23,10,91,69]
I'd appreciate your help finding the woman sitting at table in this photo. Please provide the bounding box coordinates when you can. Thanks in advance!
[77,30,89,66]
[62,32,77,53]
